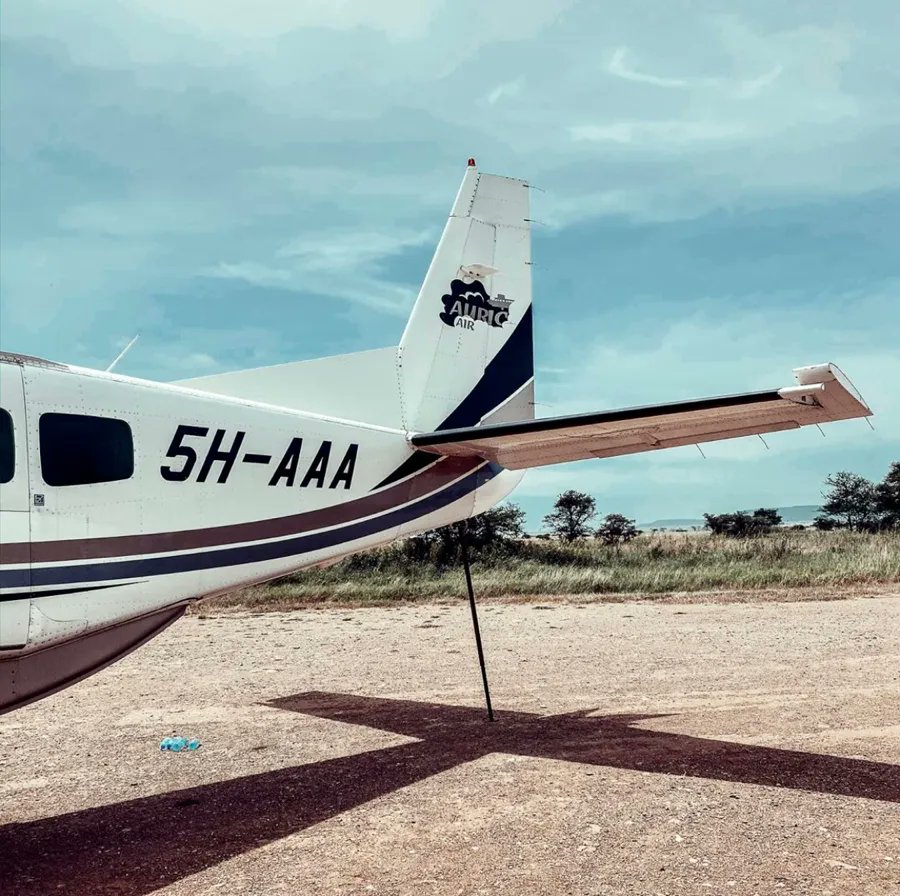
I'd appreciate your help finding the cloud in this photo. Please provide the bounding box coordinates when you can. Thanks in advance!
[607,47,690,90]
[734,63,783,98]
[207,227,435,316]
[569,120,746,146]
[128,0,439,42]
[276,228,434,272]
[607,45,783,99]
[486,79,524,105]
[207,262,294,289]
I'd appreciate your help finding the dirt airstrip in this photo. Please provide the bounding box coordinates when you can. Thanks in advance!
[1,595,898,895]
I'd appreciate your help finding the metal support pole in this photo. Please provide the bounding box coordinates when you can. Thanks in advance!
[460,527,494,721]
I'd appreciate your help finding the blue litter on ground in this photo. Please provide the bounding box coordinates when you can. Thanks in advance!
[160,735,201,752]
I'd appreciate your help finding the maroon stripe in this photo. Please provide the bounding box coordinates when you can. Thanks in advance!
[0,543,30,565]
[1,456,482,565]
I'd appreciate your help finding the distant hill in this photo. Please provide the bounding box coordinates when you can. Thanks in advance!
[765,505,822,524]
[638,518,705,531]
[640,505,822,531]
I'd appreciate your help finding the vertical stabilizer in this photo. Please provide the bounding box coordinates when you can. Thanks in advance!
[397,161,534,434]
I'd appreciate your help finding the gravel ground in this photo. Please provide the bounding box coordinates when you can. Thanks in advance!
[1,595,898,896]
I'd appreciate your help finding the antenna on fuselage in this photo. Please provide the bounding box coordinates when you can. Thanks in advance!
[106,334,140,372]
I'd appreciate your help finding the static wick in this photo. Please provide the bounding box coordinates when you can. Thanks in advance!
[758,434,770,450]
[815,424,826,438]
[695,444,707,459]
[106,334,140,372]
[865,417,876,431]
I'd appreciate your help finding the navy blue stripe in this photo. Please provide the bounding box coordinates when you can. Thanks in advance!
[375,306,534,490]
[0,583,135,603]
[0,568,29,589]
[373,450,440,490]
[1,464,499,589]
[439,305,533,431]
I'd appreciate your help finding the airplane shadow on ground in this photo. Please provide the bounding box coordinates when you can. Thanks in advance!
[2,692,898,895]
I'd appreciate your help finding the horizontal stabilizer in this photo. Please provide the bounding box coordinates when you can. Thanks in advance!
[176,346,403,428]
[409,363,871,469]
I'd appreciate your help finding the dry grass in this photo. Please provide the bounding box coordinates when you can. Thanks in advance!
[200,529,900,611]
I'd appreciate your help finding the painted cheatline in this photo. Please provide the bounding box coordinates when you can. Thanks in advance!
[410,363,871,469]
[1,461,498,590]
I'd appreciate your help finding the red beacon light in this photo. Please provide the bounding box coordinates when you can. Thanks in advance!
[467,157,476,167]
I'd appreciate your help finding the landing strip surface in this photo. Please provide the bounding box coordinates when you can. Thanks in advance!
[2,596,898,895]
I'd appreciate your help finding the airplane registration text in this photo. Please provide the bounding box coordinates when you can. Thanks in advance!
[160,425,359,489]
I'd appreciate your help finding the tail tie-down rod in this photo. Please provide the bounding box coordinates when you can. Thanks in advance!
[460,524,494,722]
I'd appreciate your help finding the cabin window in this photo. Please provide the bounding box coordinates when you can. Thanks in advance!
[0,409,13,484]
[40,413,134,486]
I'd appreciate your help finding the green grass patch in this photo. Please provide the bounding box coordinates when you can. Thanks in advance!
[201,529,900,610]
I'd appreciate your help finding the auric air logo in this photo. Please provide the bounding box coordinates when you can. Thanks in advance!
[439,279,513,331]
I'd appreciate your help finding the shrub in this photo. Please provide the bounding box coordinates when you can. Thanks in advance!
[595,513,640,548]
[543,490,597,542]
[704,508,783,538]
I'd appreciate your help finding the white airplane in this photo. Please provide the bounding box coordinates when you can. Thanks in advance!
[0,161,872,713]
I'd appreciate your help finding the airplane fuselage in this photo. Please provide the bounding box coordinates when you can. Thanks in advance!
[0,353,521,711]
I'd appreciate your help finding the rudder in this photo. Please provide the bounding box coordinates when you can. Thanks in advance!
[397,161,534,435]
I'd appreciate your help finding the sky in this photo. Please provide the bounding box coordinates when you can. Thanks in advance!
[1,0,898,529]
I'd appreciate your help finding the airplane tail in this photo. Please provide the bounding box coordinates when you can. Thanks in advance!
[396,160,534,435]
[178,162,871,475]
[180,161,534,439]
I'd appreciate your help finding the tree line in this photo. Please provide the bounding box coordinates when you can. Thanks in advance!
[332,461,898,573]
[408,461,900,560]
[541,461,898,541]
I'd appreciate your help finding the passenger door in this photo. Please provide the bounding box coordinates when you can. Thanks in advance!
[0,362,31,647]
